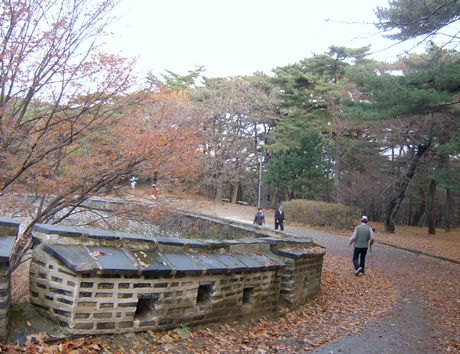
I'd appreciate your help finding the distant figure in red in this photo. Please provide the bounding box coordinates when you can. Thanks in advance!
[151,184,158,200]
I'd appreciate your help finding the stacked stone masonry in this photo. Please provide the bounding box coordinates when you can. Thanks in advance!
[0,217,21,343]
[1,199,326,337]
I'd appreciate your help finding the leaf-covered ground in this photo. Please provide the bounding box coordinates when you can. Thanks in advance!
[5,197,460,353]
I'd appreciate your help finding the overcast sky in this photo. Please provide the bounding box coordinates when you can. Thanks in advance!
[105,0,418,79]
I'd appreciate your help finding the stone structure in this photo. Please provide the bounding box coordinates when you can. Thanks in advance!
[0,200,326,338]
[0,217,20,342]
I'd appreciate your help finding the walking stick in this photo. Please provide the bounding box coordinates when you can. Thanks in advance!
[370,244,374,270]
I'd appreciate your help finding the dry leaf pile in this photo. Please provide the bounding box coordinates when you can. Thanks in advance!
[398,261,460,353]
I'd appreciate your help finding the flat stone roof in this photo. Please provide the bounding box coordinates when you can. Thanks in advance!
[277,247,326,259]
[0,217,20,262]
[0,236,17,263]
[44,245,286,276]
[0,217,20,229]
[34,224,155,242]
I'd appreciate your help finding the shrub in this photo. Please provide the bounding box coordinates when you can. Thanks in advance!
[284,200,360,229]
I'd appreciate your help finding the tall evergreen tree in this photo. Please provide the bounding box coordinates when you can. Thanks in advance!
[349,45,460,232]
[268,46,373,203]
[263,130,333,199]
[160,65,206,92]
[375,0,460,45]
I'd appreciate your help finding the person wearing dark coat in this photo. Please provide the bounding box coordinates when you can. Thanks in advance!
[274,205,285,231]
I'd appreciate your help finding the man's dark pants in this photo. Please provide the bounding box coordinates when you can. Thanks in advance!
[275,221,284,231]
[353,247,368,271]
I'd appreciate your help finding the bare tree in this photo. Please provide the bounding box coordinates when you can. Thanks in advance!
[0,0,204,269]
[191,75,278,204]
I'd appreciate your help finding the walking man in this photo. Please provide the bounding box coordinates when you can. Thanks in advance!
[274,205,285,231]
[349,216,375,276]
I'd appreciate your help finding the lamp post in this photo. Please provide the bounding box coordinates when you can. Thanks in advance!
[257,154,263,208]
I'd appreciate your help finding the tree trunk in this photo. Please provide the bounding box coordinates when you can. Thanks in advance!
[333,126,342,204]
[230,183,238,204]
[446,188,453,232]
[384,142,431,232]
[427,179,437,235]
[384,192,404,233]
[270,187,279,208]
[439,143,452,232]
[411,198,426,227]
[214,175,224,205]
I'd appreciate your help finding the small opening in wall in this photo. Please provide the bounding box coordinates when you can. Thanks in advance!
[243,287,254,305]
[134,298,158,321]
[196,285,213,304]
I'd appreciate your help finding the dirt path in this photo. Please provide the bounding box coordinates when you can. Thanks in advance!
[280,226,458,353]
[187,199,460,352]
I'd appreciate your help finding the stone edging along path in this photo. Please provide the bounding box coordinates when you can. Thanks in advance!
[323,227,460,265]
[375,241,460,265]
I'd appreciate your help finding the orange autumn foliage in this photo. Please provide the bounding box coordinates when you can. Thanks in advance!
[0,0,204,269]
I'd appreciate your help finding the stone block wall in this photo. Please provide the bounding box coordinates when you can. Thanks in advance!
[0,263,11,342]
[0,200,326,338]
[29,237,286,335]
[0,217,20,342]
[29,265,283,334]
[277,253,325,307]
[25,219,325,336]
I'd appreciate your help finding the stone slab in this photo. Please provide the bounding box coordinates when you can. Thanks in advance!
[0,236,17,263]
[44,245,96,274]
[45,245,139,275]
[154,237,186,247]
[276,248,326,260]
[249,252,285,269]
[161,253,204,276]
[238,238,265,244]
[257,237,288,246]
[183,239,209,248]
[86,247,138,275]
[83,228,119,241]
[234,253,265,271]
[263,252,286,267]
[276,249,303,259]
[0,217,20,236]
[117,232,155,243]
[34,224,83,237]
[189,254,228,274]
[129,250,172,276]
[211,254,247,272]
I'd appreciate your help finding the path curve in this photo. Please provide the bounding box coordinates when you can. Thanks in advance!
[283,225,458,354]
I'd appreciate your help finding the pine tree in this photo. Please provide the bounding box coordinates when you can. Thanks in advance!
[268,46,373,203]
